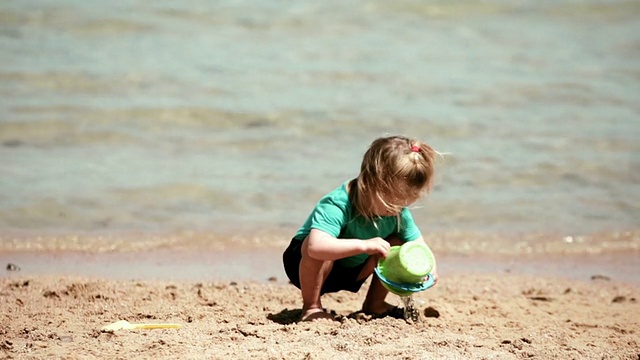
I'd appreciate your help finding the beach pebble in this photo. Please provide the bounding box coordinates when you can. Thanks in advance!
[423,306,440,318]
[612,296,626,303]
[6,263,20,271]
[60,336,74,343]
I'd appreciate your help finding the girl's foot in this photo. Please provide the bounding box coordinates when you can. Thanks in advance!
[301,308,334,322]
[361,301,397,316]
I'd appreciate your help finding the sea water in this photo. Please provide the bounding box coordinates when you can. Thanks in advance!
[1,1,639,247]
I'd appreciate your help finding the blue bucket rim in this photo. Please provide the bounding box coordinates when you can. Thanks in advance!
[374,267,436,294]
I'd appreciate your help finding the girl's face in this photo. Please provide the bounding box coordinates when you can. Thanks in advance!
[372,190,421,216]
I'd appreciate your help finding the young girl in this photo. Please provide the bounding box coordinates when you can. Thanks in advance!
[283,135,439,321]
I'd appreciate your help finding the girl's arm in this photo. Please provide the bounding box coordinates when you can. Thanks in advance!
[305,228,390,261]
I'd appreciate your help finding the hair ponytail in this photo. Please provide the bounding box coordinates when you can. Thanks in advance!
[349,136,437,222]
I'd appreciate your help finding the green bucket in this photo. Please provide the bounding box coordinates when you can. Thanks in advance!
[378,241,435,284]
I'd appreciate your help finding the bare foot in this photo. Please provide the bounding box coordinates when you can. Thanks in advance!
[361,301,397,316]
[300,309,335,322]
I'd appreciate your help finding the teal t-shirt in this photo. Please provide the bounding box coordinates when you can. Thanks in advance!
[294,182,422,267]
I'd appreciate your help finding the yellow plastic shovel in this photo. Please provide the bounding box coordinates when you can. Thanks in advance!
[101,320,182,333]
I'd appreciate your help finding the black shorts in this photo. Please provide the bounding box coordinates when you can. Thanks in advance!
[282,238,369,295]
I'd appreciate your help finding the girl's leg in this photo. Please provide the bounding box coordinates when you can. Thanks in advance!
[361,270,394,314]
[360,235,403,314]
[299,236,335,321]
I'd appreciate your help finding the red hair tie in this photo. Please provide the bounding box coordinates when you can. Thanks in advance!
[410,145,420,153]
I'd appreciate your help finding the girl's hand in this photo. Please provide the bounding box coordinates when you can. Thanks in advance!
[363,237,391,257]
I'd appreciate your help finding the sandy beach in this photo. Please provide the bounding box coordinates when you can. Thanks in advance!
[1,274,638,359]
[2,1,639,359]
[2,236,639,360]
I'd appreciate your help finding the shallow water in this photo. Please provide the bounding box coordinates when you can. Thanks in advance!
[1,1,639,246]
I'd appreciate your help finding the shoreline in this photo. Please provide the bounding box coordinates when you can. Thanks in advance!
[1,228,638,253]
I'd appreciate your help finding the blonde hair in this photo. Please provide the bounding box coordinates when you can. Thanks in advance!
[348,135,437,222]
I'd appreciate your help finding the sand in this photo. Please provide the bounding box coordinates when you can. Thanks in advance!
[2,265,639,359]
[1,230,639,359]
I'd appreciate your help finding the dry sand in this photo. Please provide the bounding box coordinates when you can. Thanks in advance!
[2,268,639,359]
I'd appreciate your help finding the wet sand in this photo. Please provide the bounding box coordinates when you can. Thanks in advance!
[2,230,639,284]
[2,248,640,285]
[2,234,640,359]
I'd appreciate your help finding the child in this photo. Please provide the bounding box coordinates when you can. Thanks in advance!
[283,135,439,321]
